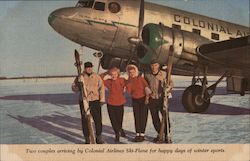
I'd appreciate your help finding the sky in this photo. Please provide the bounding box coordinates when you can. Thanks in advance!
[0,0,249,78]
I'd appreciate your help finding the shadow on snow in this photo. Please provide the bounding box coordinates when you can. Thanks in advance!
[1,88,249,116]
[7,112,154,144]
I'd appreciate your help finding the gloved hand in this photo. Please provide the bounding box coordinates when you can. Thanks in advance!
[145,87,152,95]
[164,86,172,98]
[71,83,79,92]
[167,93,172,99]
[145,97,149,105]
[78,75,84,83]
[166,86,172,92]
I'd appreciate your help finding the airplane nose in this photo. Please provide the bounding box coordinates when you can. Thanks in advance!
[48,8,76,28]
[48,7,91,46]
[48,8,64,27]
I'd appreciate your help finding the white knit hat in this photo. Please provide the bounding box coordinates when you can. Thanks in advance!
[126,64,139,77]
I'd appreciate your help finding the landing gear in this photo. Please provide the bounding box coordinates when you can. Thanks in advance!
[240,78,248,96]
[182,66,228,113]
[182,85,210,113]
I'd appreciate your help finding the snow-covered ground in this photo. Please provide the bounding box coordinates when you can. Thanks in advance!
[0,76,249,144]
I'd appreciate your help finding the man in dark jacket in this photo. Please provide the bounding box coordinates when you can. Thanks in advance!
[144,60,173,143]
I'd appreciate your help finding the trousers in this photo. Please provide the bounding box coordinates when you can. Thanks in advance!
[79,100,102,138]
[132,97,148,134]
[148,98,170,135]
[107,104,124,135]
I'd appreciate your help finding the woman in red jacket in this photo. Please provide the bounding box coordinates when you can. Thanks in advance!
[126,64,151,142]
[100,67,126,143]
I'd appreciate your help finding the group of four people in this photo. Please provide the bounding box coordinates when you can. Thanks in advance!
[72,60,173,144]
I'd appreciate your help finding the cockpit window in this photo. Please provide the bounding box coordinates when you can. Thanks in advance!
[76,0,94,8]
[94,2,105,11]
[108,2,121,13]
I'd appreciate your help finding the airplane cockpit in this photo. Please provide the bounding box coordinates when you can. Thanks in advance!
[76,0,94,8]
[75,0,121,13]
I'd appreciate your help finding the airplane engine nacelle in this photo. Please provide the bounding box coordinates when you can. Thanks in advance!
[137,23,211,65]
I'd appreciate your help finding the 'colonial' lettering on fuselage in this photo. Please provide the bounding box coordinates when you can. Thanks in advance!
[174,14,249,37]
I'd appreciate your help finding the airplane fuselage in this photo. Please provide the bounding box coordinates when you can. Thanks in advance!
[49,0,249,76]
[49,0,250,113]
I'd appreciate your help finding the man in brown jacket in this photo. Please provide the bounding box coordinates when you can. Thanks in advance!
[72,62,105,144]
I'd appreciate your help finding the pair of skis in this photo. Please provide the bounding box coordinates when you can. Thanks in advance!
[74,49,96,144]
[159,45,174,143]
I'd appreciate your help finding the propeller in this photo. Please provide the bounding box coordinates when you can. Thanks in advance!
[138,0,144,40]
[128,0,144,46]
[128,0,156,63]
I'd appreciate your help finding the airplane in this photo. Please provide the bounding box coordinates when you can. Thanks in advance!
[48,0,250,113]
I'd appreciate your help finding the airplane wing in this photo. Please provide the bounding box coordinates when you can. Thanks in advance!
[197,36,250,71]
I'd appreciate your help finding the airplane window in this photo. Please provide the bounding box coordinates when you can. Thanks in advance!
[172,24,181,30]
[94,2,105,11]
[76,0,94,8]
[211,33,219,40]
[192,28,201,35]
[109,2,121,13]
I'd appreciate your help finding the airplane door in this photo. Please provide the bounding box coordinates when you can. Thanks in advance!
[102,3,120,51]
[87,0,120,51]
